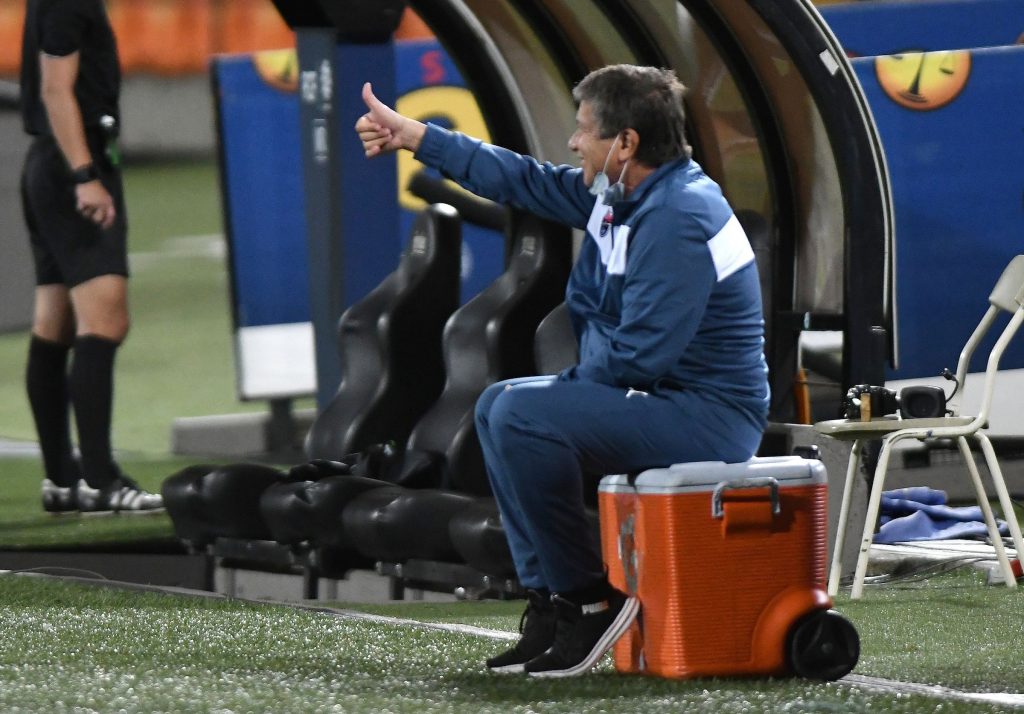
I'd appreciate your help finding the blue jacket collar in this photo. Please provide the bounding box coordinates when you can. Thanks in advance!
[608,156,692,221]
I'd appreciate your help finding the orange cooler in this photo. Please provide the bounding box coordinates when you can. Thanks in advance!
[599,456,850,679]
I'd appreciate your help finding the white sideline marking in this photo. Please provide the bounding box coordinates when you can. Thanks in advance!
[0,439,41,457]
[11,573,1023,707]
[283,601,518,642]
[844,673,1024,708]
[129,233,225,269]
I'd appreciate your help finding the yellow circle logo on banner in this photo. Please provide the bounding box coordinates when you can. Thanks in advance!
[875,50,972,111]
[253,49,299,93]
[396,86,490,211]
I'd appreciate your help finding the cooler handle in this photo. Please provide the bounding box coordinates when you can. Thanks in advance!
[711,477,781,519]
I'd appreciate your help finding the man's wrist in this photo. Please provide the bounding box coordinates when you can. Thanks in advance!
[70,163,100,184]
[404,120,427,153]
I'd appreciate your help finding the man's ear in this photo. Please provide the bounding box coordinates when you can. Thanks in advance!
[619,128,640,159]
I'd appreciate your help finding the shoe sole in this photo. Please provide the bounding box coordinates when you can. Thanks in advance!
[116,506,166,516]
[79,507,166,517]
[527,597,640,678]
[79,509,117,518]
[486,662,526,674]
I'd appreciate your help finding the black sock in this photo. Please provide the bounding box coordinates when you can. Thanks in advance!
[69,335,121,488]
[25,335,76,487]
[527,588,553,607]
[559,577,615,605]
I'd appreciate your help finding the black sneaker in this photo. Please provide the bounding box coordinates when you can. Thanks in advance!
[486,589,557,673]
[76,475,164,514]
[41,479,78,514]
[524,583,639,678]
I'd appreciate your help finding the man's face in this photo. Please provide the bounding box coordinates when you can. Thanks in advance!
[568,101,617,188]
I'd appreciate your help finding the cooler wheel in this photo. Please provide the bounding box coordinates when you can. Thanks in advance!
[786,609,860,681]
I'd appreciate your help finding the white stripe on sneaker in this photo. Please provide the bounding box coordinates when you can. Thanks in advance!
[528,597,640,678]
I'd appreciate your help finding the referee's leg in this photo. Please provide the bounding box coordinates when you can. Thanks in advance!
[71,274,129,342]
[69,274,129,487]
[27,285,77,495]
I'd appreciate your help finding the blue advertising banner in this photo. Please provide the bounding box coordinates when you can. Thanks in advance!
[215,52,309,330]
[850,45,1024,379]
[820,0,1024,56]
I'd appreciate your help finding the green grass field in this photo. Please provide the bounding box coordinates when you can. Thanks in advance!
[0,159,274,457]
[0,572,1020,713]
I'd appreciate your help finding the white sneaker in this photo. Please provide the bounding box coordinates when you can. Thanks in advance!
[76,475,164,514]
[42,479,78,514]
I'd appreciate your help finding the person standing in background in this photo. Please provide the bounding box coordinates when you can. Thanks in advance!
[20,0,162,513]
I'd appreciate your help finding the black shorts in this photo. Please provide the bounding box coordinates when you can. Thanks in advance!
[20,133,128,288]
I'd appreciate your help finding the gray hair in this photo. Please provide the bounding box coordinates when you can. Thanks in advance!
[572,64,691,166]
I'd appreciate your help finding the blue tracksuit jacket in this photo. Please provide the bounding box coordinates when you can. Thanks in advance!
[416,124,769,430]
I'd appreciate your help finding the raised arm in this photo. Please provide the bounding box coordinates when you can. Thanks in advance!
[355,83,593,228]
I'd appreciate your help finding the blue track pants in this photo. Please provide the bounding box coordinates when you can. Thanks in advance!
[475,375,763,592]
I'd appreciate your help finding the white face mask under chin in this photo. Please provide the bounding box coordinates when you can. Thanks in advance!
[589,134,629,203]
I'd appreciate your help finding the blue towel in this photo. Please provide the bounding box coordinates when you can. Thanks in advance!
[881,486,948,506]
[873,487,1008,544]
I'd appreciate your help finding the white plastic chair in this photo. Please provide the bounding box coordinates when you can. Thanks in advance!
[816,254,1024,599]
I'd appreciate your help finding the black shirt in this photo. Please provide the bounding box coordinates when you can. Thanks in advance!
[20,0,121,136]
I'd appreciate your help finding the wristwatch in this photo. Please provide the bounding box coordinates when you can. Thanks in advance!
[70,163,100,184]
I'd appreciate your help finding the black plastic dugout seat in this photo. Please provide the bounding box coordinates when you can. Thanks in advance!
[389,213,571,493]
[251,474,398,584]
[532,302,579,376]
[264,207,761,594]
[446,499,515,577]
[255,214,568,580]
[260,473,392,549]
[448,500,603,581]
[270,297,576,592]
[162,463,285,548]
[161,205,462,553]
[306,202,462,459]
[337,215,571,577]
[735,209,772,327]
[343,488,478,563]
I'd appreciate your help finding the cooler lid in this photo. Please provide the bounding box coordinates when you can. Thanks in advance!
[634,456,826,494]
[598,474,634,493]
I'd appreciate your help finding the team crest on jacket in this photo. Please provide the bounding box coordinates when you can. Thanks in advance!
[587,196,630,275]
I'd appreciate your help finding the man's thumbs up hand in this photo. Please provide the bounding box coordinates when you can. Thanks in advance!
[355,81,424,157]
